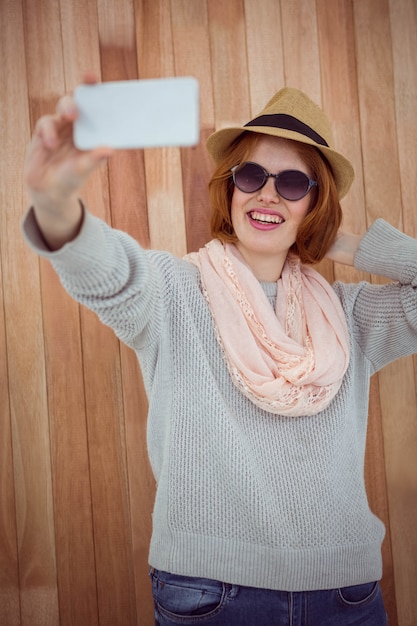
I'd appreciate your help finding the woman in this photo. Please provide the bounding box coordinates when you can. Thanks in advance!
[23,84,415,625]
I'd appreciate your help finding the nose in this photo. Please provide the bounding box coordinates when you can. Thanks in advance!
[256,176,280,203]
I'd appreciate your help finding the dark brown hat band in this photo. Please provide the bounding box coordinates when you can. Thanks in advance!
[244,114,329,147]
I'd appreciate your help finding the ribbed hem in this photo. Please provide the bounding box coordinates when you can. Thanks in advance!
[149,531,383,592]
[21,205,107,268]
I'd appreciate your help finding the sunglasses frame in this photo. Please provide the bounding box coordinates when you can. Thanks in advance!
[231,161,318,201]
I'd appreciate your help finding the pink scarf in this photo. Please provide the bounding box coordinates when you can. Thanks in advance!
[186,240,350,417]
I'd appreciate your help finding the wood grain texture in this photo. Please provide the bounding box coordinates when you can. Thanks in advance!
[353,0,402,230]
[317,7,398,622]
[0,5,21,624]
[98,2,155,622]
[171,0,215,252]
[3,1,59,624]
[1,1,416,624]
[389,10,417,620]
[316,0,369,285]
[243,0,285,115]
[208,0,251,127]
[61,0,137,611]
[0,272,20,626]
[0,211,20,626]
[390,0,417,235]
[26,2,99,624]
[136,0,188,255]
[379,358,417,626]
[280,0,321,102]
[354,2,417,624]
[40,261,99,626]
[365,377,398,625]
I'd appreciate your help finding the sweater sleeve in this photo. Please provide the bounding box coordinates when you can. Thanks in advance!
[349,218,417,372]
[21,206,174,348]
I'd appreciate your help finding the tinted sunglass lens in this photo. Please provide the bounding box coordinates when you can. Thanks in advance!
[233,164,315,200]
[234,162,266,192]
[277,170,311,200]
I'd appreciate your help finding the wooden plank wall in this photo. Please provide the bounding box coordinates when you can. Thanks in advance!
[0,0,416,624]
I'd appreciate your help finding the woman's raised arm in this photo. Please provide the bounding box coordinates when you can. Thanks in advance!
[24,79,113,250]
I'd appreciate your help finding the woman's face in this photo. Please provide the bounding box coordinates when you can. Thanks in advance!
[230,136,313,281]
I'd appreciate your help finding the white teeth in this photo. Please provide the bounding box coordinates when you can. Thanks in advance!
[250,211,284,224]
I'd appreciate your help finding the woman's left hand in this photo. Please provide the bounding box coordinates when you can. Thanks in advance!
[325,230,363,266]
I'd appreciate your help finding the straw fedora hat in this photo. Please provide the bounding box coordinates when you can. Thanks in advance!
[206,87,354,199]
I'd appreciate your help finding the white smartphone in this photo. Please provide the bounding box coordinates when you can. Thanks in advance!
[73,77,199,150]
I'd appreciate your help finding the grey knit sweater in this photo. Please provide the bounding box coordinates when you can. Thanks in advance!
[23,208,417,591]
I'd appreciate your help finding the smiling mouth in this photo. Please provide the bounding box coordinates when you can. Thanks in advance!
[249,211,285,225]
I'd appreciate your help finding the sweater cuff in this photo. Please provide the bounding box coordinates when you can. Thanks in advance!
[354,218,417,284]
[21,204,108,272]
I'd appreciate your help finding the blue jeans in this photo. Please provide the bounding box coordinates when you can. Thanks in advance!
[149,568,388,625]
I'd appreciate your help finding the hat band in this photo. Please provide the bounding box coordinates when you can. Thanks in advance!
[244,113,329,147]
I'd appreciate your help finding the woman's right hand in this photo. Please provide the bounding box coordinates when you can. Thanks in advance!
[24,77,113,249]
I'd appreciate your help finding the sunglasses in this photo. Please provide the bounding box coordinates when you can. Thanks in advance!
[231,161,318,201]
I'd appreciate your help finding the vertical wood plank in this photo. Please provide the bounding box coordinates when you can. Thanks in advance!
[22,0,100,623]
[143,144,188,255]
[207,0,251,127]
[0,174,20,626]
[244,0,285,115]
[60,2,138,624]
[97,0,138,81]
[97,2,155,624]
[378,357,417,626]
[353,0,402,230]
[180,133,214,253]
[0,258,20,626]
[316,0,367,243]
[80,307,138,626]
[171,0,214,252]
[316,0,369,284]
[5,0,61,623]
[170,0,214,129]
[116,347,155,626]
[389,0,417,235]
[279,0,321,101]
[354,2,417,624]
[316,4,397,620]
[386,3,417,624]
[0,11,22,625]
[365,377,398,625]
[135,0,188,255]
[40,261,99,626]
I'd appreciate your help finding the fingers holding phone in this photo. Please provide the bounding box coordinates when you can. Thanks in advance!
[25,91,113,201]
[24,79,114,250]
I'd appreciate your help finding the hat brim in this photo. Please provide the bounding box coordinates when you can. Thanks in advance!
[206,125,354,200]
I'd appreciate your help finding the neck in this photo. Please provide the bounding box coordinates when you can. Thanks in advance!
[235,246,288,282]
